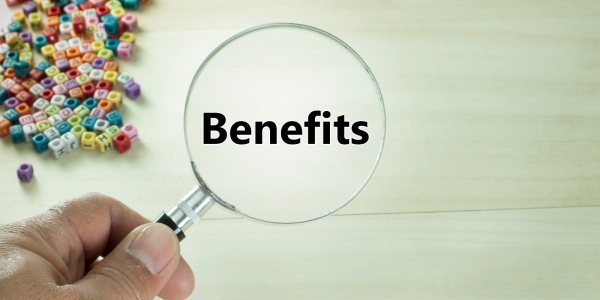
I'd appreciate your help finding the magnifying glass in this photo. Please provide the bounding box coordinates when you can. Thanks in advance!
[155,23,386,241]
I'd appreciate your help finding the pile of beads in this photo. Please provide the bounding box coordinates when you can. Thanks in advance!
[0,0,147,158]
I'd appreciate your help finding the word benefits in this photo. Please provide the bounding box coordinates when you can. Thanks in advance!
[204,111,369,145]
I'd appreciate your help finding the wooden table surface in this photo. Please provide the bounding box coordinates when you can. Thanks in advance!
[1,1,600,299]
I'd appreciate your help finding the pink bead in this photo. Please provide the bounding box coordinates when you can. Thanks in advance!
[120,13,137,32]
[19,114,35,126]
[120,123,138,142]
[97,23,105,32]
[89,0,104,8]
[86,16,99,26]
[93,89,108,101]
[1,78,16,90]
[33,111,48,123]
[63,3,80,14]
[79,43,93,54]
[52,84,68,96]
[117,42,132,60]
[90,107,106,120]
[58,108,74,120]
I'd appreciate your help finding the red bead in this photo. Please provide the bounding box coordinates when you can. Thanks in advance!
[80,1,94,10]
[16,91,33,106]
[112,133,131,153]
[66,69,81,80]
[9,84,24,97]
[29,69,44,82]
[39,89,54,101]
[47,6,61,17]
[107,22,125,39]
[96,80,112,91]
[96,6,109,17]
[42,27,58,44]
[82,83,95,98]
[73,16,86,34]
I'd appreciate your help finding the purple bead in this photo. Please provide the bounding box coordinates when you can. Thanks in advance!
[124,81,141,100]
[4,97,20,110]
[17,163,34,182]
[22,2,37,16]
[92,58,106,69]
[18,32,32,47]
[65,79,79,90]
[40,77,56,89]
[56,58,70,72]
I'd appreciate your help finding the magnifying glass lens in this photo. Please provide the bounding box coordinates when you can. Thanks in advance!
[184,24,385,224]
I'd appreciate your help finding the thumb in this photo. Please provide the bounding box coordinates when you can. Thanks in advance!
[75,223,181,300]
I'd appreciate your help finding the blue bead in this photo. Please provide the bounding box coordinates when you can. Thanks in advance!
[34,36,48,53]
[59,15,72,23]
[71,0,86,5]
[10,125,25,144]
[13,61,30,77]
[64,98,80,110]
[3,59,15,69]
[0,87,8,105]
[105,39,120,54]
[124,0,140,11]
[101,15,119,35]
[8,21,22,33]
[55,0,70,7]
[3,109,20,125]
[5,50,18,61]
[55,121,72,135]
[32,133,49,153]
[35,61,51,71]
[82,116,97,131]
[106,111,123,127]
[83,98,99,111]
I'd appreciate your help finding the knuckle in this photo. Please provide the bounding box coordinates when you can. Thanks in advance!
[92,264,151,300]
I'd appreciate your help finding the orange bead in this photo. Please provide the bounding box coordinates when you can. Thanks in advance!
[82,35,94,44]
[47,16,60,29]
[0,53,4,64]
[52,50,67,62]
[0,118,11,137]
[69,57,83,69]
[15,103,30,116]
[21,78,37,90]
[66,47,80,59]
[97,100,114,113]
[4,68,15,79]
[103,61,119,72]
[70,29,86,39]
[82,52,96,63]
[68,87,85,100]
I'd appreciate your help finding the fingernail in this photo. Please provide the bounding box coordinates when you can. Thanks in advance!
[128,224,177,274]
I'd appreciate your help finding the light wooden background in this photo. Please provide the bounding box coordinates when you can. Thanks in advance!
[1,1,600,299]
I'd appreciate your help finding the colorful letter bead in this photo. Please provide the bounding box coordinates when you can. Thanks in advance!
[106,91,122,109]
[0,117,11,137]
[56,122,72,135]
[81,131,96,150]
[97,48,113,60]
[77,62,93,74]
[17,163,34,182]
[48,114,64,126]
[40,77,56,89]
[67,114,83,126]
[50,95,67,108]
[64,98,80,110]
[60,132,79,152]
[104,124,120,138]
[116,73,132,88]
[112,132,130,153]
[93,89,108,100]
[16,91,33,106]
[121,14,137,32]
[96,80,111,90]
[23,124,37,142]
[91,57,106,69]
[35,119,51,132]
[3,109,20,124]
[82,83,95,97]
[4,97,20,110]
[10,124,25,143]
[33,36,48,53]
[97,100,114,113]
[23,2,38,16]
[32,111,48,122]
[116,41,132,60]
[95,132,112,153]
[19,114,34,126]
[13,61,30,77]
[103,70,117,85]
[93,118,109,134]
[44,104,61,117]
[83,98,98,110]
[70,124,85,140]
[29,12,43,30]
[55,41,69,52]
[123,81,140,100]
[82,116,97,131]
[65,79,79,91]
[52,84,68,96]
[105,110,122,127]
[15,103,31,116]
[58,107,75,120]
[73,105,90,118]
[120,123,138,142]
[89,69,104,82]
[48,138,67,159]
[32,133,49,153]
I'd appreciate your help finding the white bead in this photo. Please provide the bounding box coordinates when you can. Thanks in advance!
[48,115,64,127]
[29,84,45,100]
[54,40,69,51]
[32,99,50,113]
[49,138,68,159]
[0,44,9,54]
[84,9,97,18]
[43,127,61,141]
[117,73,133,88]
[0,27,7,42]
[51,95,67,108]
[60,132,79,152]
[77,63,93,75]
[93,31,107,41]
[89,69,105,82]
[68,37,82,48]
[23,124,37,143]
[59,23,73,39]
[0,66,4,74]
[94,119,110,134]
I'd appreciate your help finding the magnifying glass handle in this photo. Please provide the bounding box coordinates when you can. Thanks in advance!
[154,186,215,242]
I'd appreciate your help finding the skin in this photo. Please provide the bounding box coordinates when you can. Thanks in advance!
[0,193,195,300]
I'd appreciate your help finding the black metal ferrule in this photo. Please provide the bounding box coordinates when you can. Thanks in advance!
[154,212,186,242]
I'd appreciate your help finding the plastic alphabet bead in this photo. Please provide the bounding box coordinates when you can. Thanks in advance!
[65,79,79,90]
[10,124,25,143]
[47,114,63,126]
[32,133,49,153]
[95,132,112,153]
[43,127,60,141]
[103,71,117,84]
[18,114,34,126]
[33,36,48,53]
[50,95,66,108]
[83,98,98,110]
[116,73,132,88]
[0,117,11,137]
[70,124,85,140]
[23,124,37,142]
[93,118,109,134]
[17,163,34,182]
[42,27,58,44]
[97,100,114,113]
[104,124,121,138]
[77,62,93,75]
[123,81,140,100]
[81,131,96,150]
[32,111,48,122]
[16,91,33,106]
[73,105,90,118]
[64,98,80,110]
[112,133,130,153]
[66,69,81,80]
[105,38,119,53]
[120,13,137,32]
[93,89,108,101]
[96,80,111,90]
[59,107,75,120]
[60,15,72,24]
[35,61,51,72]
[15,103,30,116]
[120,123,138,142]
[82,116,97,131]
[93,31,107,42]
[91,40,104,53]
[23,2,38,16]
[4,97,20,110]
[67,114,83,126]
[3,109,20,124]
[48,138,67,158]
[68,37,82,48]
[92,57,106,69]
[103,61,118,72]
[59,23,73,38]
[81,83,95,97]
[97,48,113,60]
[89,69,104,82]
[116,41,132,59]
[44,104,61,116]
[55,121,72,135]
[60,132,79,152]
[32,98,50,113]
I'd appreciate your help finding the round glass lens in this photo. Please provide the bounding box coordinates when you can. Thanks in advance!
[185,23,385,224]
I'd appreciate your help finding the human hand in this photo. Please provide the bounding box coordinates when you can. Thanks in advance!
[0,193,195,300]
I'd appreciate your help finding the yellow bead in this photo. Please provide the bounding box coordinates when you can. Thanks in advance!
[18,43,31,53]
[7,35,23,50]
[41,44,56,62]
[36,120,51,133]
[86,25,97,35]
[81,131,97,150]
[103,71,118,85]
[44,65,60,77]
[29,12,43,30]
[0,75,3,83]
[53,73,68,84]
[12,12,26,24]
[19,51,33,62]
[97,48,113,60]
[111,7,126,19]
[95,133,113,153]
[67,115,83,127]
[104,125,121,138]
[71,11,84,18]
[75,74,91,86]
[44,104,61,116]
[119,32,135,45]
[91,40,104,53]
[106,0,122,10]
[106,91,122,109]
[73,105,90,118]
[70,125,86,140]
[33,0,44,9]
